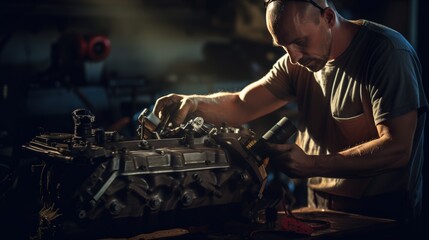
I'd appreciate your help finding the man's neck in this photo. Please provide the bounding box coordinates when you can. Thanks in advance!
[330,18,361,60]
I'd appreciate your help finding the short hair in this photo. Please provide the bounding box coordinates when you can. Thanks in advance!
[268,0,336,29]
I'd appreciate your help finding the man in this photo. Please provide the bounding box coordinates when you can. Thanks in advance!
[153,0,427,226]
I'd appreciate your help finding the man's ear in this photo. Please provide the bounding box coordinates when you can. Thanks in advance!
[324,8,336,27]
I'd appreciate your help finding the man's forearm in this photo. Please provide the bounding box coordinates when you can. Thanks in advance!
[312,111,417,178]
[313,135,410,178]
[192,81,288,126]
[191,92,248,126]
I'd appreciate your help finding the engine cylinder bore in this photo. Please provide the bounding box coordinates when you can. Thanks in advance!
[72,108,95,139]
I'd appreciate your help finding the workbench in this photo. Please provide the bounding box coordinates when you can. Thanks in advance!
[101,207,401,240]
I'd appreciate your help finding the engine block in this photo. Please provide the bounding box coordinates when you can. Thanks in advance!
[23,109,294,239]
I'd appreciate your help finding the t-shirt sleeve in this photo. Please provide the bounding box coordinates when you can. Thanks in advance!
[368,48,428,124]
[261,55,296,101]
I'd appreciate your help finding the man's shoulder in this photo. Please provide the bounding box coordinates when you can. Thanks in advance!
[361,20,414,52]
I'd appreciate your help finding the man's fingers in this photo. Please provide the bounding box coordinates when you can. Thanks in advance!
[153,97,169,117]
[266,143,294,153]
[172,97,198,126]
[172,101,190,126]
[153,94,199,127]
[153,94,182,118]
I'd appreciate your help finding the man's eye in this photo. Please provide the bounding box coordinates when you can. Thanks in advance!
[294,39,307,47]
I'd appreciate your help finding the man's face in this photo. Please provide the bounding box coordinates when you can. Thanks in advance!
[266,2,332,72]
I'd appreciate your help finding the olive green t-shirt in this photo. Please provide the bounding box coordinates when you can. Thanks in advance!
[261,20,427,215]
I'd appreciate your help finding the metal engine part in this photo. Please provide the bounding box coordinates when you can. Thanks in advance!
[23,108,293,239]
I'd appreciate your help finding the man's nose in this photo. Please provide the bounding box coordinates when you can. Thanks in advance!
[284,46,302,65]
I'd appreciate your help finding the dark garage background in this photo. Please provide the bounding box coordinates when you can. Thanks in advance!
[0,0,428,238]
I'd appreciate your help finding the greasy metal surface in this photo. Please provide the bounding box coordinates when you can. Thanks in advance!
[23,110,281,239]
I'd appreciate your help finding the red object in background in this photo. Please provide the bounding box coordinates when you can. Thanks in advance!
[56,34,111,62]
[85,35,111,61]
[50,33,111,84]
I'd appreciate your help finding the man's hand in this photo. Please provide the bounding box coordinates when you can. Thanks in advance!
[153,94,198,126]
[267,143,316,178]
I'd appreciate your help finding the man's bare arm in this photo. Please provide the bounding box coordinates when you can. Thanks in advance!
[154,79,288,126]
[269,110,417,178]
